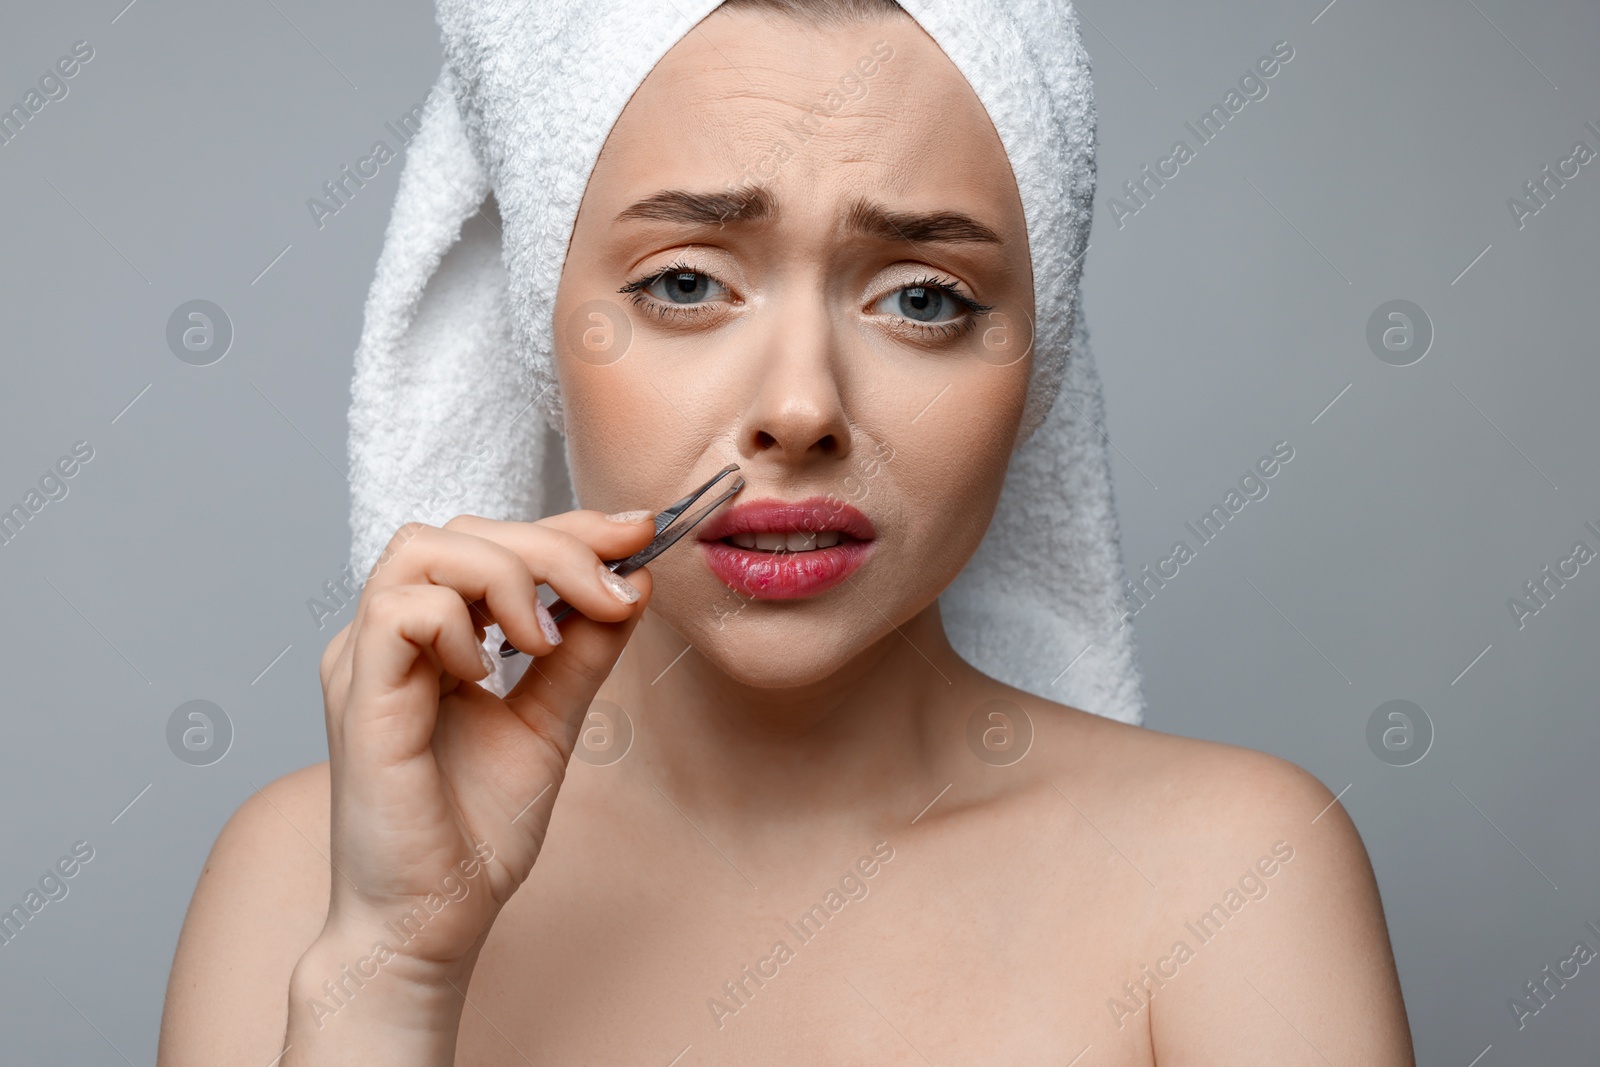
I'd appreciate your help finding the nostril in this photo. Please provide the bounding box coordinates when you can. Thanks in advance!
[746,425,846,456]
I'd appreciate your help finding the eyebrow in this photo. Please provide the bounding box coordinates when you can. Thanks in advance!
[842,198,1004,246]
[613,185,776,227]
[613,184,1003,247]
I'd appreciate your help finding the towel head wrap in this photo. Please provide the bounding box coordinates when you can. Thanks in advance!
[346,0,1147,725]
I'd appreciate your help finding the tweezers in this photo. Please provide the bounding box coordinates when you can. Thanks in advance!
[498,463,744,658]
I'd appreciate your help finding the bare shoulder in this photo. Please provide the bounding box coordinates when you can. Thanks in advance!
[157,761,334,1067]
[1015,694,1414,1063]
[1015,692,1350,865]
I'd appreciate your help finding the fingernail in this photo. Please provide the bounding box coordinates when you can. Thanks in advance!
[478,643,497,676]
[598,564,640,604]
[534,599,562,645]
[605,509,654,524]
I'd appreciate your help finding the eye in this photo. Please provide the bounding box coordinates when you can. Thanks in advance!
[618,261,731,323]
[646,269,725,305]
[870,276,995,339]
[882,285,956,323]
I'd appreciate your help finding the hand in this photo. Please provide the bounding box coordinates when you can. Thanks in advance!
[311,511,656,979]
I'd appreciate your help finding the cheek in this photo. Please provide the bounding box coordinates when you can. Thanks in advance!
[891,366,1027,576]
[559,363,680,510]
[553,275,728,510]
[552,261,650,505]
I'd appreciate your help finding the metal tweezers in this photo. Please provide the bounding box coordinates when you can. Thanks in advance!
[498,463,744,658]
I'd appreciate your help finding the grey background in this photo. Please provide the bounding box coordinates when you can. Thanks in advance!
[1,0,1595,1062]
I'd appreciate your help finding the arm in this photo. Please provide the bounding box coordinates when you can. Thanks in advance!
[1148,751,1415,1065]
[156,764,325,1063]
[156,763,472,1066]
[158,510,659,1066]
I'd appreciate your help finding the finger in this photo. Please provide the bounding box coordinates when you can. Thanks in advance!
[355,521,637,659]
[503,564,654,743]
[430,515,655,634]
[456,509,658,563]
[363,523,555,658]
[528,508,659,547]
[343,584,493,764]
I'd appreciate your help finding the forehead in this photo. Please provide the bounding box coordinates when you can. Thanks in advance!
[589,9,1020,217]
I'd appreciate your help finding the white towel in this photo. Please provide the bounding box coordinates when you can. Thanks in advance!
[346,0,1147,725]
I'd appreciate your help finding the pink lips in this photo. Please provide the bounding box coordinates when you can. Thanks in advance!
[697,497,877,599]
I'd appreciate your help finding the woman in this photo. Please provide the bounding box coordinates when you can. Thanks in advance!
[158,0,1414,1062]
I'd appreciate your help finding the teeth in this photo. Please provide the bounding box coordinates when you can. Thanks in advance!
[726,530,848,552]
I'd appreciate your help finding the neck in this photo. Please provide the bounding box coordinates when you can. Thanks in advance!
[595,598,980,836]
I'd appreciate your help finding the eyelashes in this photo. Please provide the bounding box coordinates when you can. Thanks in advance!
[617,259,728,326]
[616,260,995,341]
[893,275,996,339]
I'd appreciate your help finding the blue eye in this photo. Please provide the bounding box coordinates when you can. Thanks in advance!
[618,262,994,340]
[617,262,732,308]
[654,270,719,304]
[870,276,993,333]
[896,286,952,322]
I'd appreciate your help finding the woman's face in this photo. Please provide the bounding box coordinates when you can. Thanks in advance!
[553,6,1035,688]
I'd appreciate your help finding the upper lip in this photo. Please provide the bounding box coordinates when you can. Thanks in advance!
[697,496,877,542]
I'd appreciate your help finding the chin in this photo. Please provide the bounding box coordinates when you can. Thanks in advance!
[694,607,883,689]
[647,565,891,689]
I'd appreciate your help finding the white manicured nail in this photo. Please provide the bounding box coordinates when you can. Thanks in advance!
[535,599,562,645]
[598,564,640,604]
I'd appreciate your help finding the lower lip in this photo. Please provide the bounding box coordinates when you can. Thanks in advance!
[700,539,875,599]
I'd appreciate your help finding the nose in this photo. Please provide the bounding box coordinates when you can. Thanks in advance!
[734,311,854,466]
